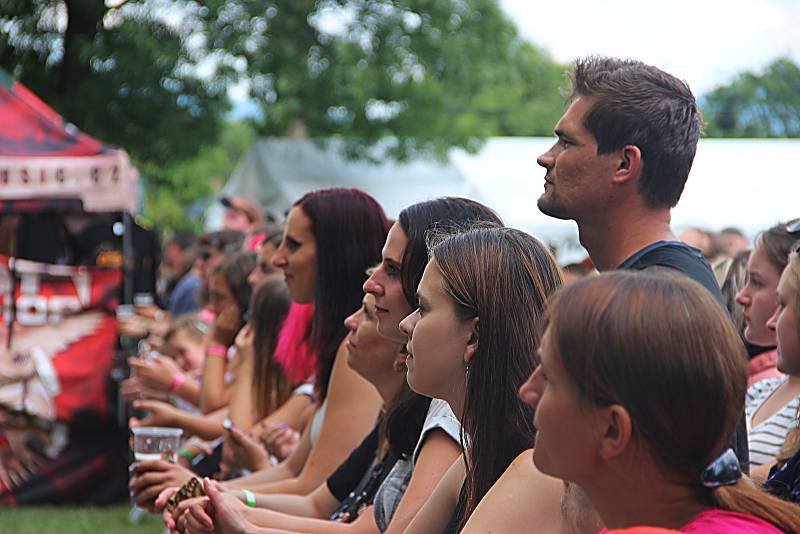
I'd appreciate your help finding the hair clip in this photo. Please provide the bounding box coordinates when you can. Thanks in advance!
[700,448,742,488]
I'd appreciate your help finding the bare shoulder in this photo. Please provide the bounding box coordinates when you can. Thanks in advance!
[461,449,565,534]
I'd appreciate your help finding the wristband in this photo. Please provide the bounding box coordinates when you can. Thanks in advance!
[170,372,186,393]
[242,488,256,508]
[176,447,197,461]
[207,344,228,359]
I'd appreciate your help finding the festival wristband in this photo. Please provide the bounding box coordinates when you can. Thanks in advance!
[242,488,256,508]
[170,372,186,393]
[176,448,197,461]
[207,344,228,359]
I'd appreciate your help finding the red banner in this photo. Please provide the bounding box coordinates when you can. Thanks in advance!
[0,256,120,423]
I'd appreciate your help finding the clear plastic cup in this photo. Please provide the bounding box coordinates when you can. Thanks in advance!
[131,427,182,462]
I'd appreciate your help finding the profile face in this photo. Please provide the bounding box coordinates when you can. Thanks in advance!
[271,207,317,304]
[344,294,403,383]
[399,259,473,402]
[536,97,618,221]
[208,271,236,316]
[223,207,252,233]
[248,241,279,288]
[770,266,799,374]
[363,222,412,343]
[735,245,780,346]
[520,328,601,482]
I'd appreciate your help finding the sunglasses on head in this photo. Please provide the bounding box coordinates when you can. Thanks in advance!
[788,219,800,254]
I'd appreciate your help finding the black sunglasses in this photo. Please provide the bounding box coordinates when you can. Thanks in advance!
[788,219,800,254]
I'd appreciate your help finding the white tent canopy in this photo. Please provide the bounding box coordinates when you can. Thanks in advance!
[215,137,799,262]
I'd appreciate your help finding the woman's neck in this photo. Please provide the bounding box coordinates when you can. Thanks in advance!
[583,468,710,530]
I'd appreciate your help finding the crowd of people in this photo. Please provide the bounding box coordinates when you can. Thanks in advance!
[121,56,800,533]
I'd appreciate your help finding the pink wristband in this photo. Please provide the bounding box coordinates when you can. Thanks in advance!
[170,372,186,393]
[207,344,228,358]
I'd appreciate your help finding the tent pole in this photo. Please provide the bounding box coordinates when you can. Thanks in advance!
[122,212,133,305]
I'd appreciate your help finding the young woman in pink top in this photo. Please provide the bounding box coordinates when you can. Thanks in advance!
[519,270,800,533]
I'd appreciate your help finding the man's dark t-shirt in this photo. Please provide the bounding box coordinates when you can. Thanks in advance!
[618,241,724,305]
[617,240,749,473]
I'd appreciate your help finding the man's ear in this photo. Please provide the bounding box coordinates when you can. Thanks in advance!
[597,404,632,461]
[464,317,479,365]
[612,145,643,185]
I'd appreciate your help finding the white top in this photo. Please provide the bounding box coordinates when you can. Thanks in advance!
[746,376,800,467]
[309,396,328,447]
[373,399,462,532]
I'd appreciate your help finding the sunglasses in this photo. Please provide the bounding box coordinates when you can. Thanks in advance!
[788,219,800,253]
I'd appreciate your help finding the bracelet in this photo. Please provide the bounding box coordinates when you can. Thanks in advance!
[241,488,256,508]
[170,372,186,393]
[207,344,227,358]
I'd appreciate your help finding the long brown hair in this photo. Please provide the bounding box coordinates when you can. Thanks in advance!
[431,227,563,529]
[250,278,293,420]
[545,270,800,532]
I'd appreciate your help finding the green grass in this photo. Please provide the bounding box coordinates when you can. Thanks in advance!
[0,505,165,533]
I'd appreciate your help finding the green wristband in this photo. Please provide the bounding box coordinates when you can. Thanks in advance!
[176,448,197,461]
[242,488,256,508]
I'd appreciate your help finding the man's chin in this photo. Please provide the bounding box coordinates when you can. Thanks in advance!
[537,195,572,220]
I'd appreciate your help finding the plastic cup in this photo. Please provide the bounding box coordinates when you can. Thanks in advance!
[131,427,182,462]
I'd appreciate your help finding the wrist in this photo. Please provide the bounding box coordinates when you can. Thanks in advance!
[170,372,187,394]
[207,344,228,360]
[241,488,257,508]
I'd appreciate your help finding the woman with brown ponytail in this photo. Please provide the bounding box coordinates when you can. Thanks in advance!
[519,270,800,533]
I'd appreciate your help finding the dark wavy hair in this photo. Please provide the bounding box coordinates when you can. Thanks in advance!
[295,188,389,401]
[384,198,504,458]
[431,227,563,529]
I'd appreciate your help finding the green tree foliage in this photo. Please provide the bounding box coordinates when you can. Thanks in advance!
[702,57,800,138]
[143,120,256,231]
[203,0,566,159]
[0,0,232,165]
[1,1,566,229]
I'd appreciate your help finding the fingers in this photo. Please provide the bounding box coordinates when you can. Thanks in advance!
[156,486,179,510]
[186,500,215,533]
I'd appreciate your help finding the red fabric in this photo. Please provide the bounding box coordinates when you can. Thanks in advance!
[747,349,782,388]
[0,73,107,156]
[51,316,117,421]
[0,255,121,423]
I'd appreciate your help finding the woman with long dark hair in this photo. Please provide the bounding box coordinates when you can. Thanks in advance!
[521,270,800,532]
[399,226,563,532]
[218,188,391,497]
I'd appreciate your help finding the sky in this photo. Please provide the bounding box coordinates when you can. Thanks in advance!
[499,0,800,95]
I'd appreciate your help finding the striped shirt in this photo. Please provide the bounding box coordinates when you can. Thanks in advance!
[746,376,800,466]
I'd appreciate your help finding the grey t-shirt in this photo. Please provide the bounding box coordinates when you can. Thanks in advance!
[373,398,462,531]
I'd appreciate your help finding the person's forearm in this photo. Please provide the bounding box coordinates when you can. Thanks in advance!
[244,507,358,533]
[175,378,201,406]
[228,362,256,428]
[173,409,226,440]
[227,462,297,489]
[200,344,229,413]
[248,491,324,518]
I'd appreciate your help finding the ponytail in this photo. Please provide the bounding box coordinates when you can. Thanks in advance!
[712,478,800,532]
